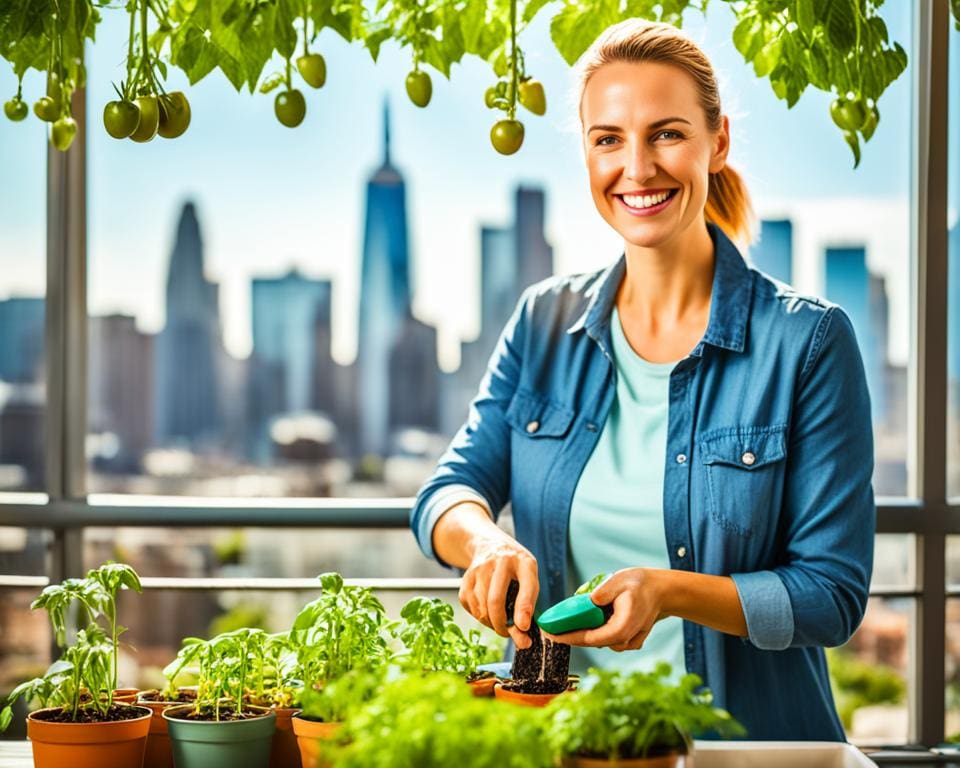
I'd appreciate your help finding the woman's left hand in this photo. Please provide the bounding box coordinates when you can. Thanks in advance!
[540,568,667,652]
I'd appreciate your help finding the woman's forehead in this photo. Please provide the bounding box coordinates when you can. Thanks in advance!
[581,61,701,123]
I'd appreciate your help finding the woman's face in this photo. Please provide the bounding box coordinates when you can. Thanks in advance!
[580,60,729,251]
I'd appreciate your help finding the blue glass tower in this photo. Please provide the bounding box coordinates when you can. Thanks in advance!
[155,202,223,444]
[824,246,886,425]
[357,98,411,457]
[0,297,44,383]
[751,219,793,283]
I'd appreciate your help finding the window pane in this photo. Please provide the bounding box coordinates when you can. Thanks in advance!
[872,534,915,591]
[0,528,50,576]
[0,69,47,493]
[833,596,911,744]
[0,587,52,740]
[85,5,913,498]
[948,13,960,497]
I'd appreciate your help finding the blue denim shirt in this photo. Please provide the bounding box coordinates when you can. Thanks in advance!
[411,223,875,741]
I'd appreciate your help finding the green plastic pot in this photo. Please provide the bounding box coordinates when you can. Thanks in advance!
[162,705,276,768]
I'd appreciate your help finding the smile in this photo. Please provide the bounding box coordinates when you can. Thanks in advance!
[615,189,678,216]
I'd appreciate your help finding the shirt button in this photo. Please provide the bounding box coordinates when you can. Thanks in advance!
[741,451,756,466]
[585,421,597,432]
[526,420,540,434]
[676,453,687,464]
[677,546,687,558]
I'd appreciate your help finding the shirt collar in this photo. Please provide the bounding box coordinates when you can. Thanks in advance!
[565,222,752,355]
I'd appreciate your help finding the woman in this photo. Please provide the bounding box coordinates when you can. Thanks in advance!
[410,19,874,741]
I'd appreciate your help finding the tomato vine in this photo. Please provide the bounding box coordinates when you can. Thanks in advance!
[0,0,956,163]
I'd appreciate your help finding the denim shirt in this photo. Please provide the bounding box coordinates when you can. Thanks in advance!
[411,223,875,741]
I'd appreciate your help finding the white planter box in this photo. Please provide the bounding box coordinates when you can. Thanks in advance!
[692,741,877,767]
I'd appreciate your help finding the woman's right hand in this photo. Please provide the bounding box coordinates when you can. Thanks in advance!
[460,536,540,650]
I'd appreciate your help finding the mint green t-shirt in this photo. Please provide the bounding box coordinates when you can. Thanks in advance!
[566,307,686,680]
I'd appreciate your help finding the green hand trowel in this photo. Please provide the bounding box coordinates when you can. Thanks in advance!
[536,573,615,635]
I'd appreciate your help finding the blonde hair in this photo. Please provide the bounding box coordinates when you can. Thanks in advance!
[576,19,755,247]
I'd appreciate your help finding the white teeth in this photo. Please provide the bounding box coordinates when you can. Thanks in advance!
[622,190,672,209]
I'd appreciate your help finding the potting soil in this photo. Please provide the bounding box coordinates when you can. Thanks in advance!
[505,581,571,694]
[30,704,149,723]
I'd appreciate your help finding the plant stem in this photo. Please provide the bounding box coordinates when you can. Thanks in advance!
[509,0,517,120]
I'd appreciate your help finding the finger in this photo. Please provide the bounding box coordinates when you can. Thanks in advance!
[473,577,493,629]
[487,562,511,637]
[590,571,621,606]
[459,572,476,615]
[513,557,539,632]
[626,627,648,651]
[508,625,532,650]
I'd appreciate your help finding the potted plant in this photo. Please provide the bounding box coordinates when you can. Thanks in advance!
[494,625,575,707]
[331,671,553,768]
[543,664,745,767]
[162,629,277,768]
[245,631,304,768]
[287,573,392,768]
[395,596,500,695]
[1,623,151,768]
[0,564,151,768]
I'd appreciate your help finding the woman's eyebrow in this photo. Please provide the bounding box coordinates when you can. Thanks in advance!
[587,116,692,133]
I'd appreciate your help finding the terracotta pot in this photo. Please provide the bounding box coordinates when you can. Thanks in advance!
[493,682,566,707]
[561,752,689,768]
[26,704,152,768]
[467,677,497,697]
[112,688,140,704]
[137,698,177,768]
[270,706,303,768]
[291,715,341,768]
[163,704,276,768]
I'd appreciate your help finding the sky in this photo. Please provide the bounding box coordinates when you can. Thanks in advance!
[0,0,940,372]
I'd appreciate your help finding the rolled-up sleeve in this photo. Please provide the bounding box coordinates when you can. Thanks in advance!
[410,289,530,566]
[734,306,875,650]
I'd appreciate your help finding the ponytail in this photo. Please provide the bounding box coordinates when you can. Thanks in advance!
[706,164,755,249]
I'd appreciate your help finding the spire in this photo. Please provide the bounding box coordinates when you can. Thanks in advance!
[383,95,391,167]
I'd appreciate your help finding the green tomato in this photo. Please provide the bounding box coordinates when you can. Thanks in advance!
[103,99,140,139]
[4,97,28,122]
[405,70,432,108]
[518,79,546,116]
[296,53,327,89]
[50,116,77,152]
[130,95,159,143]
[158,92,191,139]
[830,97,867,132]
[860,106,879,141]
[275,90,306,127]
[490,119,524,155]
[484,86,497,109]
[33,96,59,123]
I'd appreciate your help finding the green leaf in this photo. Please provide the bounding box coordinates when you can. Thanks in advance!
[522,0,552,25]
[824,0,856,53]
[259,71,284,93]
[752,35,782,77]
[0,706,12,733]
[731,13,761,60]
[795,0,816,40]
[549,0,616,67]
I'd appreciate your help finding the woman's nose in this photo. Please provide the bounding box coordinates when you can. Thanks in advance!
[623,141,657,182]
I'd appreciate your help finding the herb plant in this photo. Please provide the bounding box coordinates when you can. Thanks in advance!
[290,573,392,686]
[333,671,553,768]
[297,665,387,724]
[544,664,745,761]
[395,596,497,676]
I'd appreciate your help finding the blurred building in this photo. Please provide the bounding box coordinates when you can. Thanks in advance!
[0,297,44,384]
[357,99,413,458]
[751,219,793,283]
[154,201,224,446]
[88,314,154,472]
[0,382,43,489]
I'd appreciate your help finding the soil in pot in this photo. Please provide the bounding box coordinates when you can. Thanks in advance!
[505,580,572,694]
[291,715,341,768]
[27,704,152,768]
[112,688,140,704]
[466,670,497,697]
[163,704,276,768]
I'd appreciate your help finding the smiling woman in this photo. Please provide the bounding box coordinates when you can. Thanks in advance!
[412,18,876,743]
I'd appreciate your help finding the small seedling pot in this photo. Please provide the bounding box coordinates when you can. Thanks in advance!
[467,677,497,697]
[269,706,303,768]
[112,688,140,704]
[26,704,152,768]
[291,715,341,768]
[163,704,276,768]
[561,752,688,768]
[493,682,567,707]
[137,698,177,768]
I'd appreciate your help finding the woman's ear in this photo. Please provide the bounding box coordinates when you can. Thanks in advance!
[709,114,731,174]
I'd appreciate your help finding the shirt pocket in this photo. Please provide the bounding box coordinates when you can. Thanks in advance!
[505,389,576,440]
[699,424,788,538]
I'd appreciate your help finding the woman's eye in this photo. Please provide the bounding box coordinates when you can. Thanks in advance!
[596,135,618,146]
[655,129,683,140]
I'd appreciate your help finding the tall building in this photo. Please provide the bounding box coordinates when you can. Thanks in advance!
[751,219,793,283]
[515,187,554,294]
[389,315,439,434]
[248,271,334,460]
[154,201,223,445]
[357,99,412,457]
[824,246,886,424]
[88,314,154,472]
[0,297,44,384]
[480,226,517,348]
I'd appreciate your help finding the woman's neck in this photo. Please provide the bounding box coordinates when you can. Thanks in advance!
[618,220,715,325]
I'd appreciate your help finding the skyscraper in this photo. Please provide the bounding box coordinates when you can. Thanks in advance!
[515,187,554,294]
[751,219,793,283]
[825,246,886,424]
[357,99,412,457]
[480,226,517,346]
[154,201,223,445]
[0,297,44,384]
